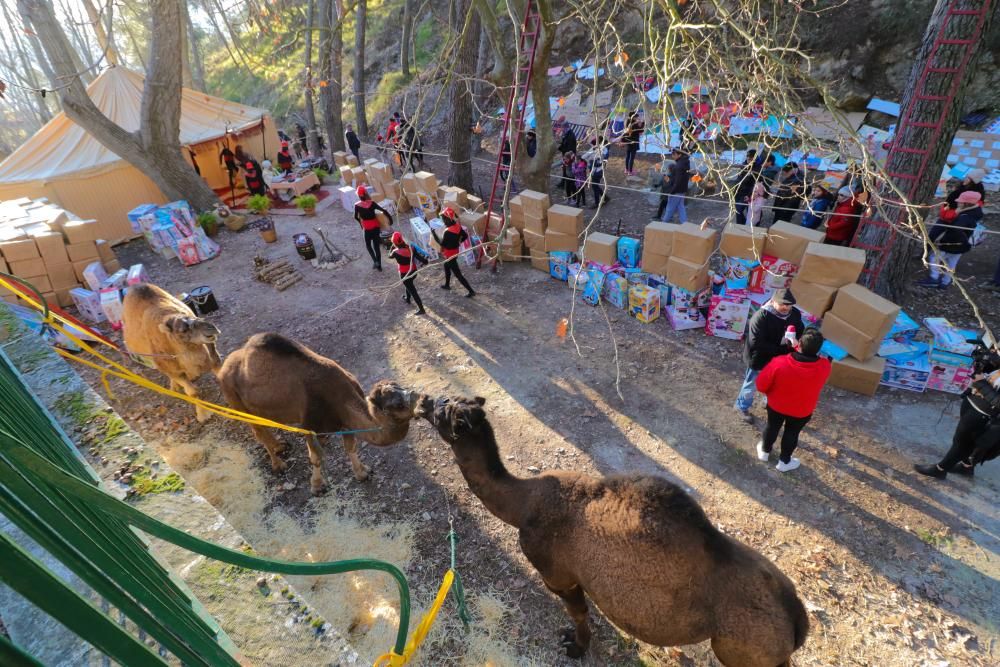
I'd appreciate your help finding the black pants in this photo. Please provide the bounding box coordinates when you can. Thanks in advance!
[363,229,382,267]
[772,197,798,224]
[763,406,811,464]
[350,146,360,160]
[443,257,473,293]
[591,173,606,205]
[574,183,587,207]
[939,397,992,470]
[403,275,424,310]
[563,176,575,199]
[656,193,668,219]
[625,144,638,172]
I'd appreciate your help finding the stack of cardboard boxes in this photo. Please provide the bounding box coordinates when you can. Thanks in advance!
[666,223,717,293]
[1,198,119,308]
[790,243,866,321]
[822,283,900,396]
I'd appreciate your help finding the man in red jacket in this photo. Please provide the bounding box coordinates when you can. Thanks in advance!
[754,328,832,472]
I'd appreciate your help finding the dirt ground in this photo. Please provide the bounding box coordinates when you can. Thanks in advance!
[72,147,1000,666]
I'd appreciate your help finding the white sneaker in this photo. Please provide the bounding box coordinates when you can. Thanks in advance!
[756,441,770,461]
[775,458,801,473]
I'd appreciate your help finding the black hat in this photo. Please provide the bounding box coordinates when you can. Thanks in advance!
[772,288,796,305]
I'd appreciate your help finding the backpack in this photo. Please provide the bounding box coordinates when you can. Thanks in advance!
[970,222,987,247]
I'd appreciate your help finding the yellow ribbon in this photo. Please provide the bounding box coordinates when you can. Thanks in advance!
[373,570,455,667]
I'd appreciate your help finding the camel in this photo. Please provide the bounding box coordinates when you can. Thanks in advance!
[122,283,221,422]
[216,332,421,494]
[416,394,809,667]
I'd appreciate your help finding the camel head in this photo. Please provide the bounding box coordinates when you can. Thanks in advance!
[415,394,488,444]
[367,380,422,423]
[158,315,220,346]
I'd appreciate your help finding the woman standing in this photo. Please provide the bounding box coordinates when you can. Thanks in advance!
[388,232,427,315]
[354,185,393,271]
[770,163,803,224]
[623,112,644,176]
[431,208,475,297]
[746,181,768,227]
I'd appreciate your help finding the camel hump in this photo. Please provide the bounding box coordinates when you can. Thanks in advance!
[250,332,309,358]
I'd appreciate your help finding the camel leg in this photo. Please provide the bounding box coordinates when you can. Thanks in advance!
[342,433,370,481]
[545,583,591,659]
[305,434,327,495]
[176,378,209,423]
[250,425,288,473]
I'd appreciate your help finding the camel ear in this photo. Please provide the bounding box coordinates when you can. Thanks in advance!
[160,317,191,335]
[473,396,486,406]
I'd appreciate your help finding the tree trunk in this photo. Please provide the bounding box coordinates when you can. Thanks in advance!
[446,0,478,190]
[471,0,512,85]
[328,0,346,151]
[353,0,369,140]
[183,1,206,92]
[317,0,334,156]
[17,0,218,212]
[2,0,51,124]
[400,0,413,77]
[471,20,489,154]
[519,0,556,192]
[854,0,995,299]
[303,0,322,156]
[80,0,119,65]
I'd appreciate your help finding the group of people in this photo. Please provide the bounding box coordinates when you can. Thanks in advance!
[375,112,425,171]
[353,186,475,316]
[917,168,987,290]
[556,117,611,208]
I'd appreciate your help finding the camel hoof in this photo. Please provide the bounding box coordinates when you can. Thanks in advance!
[195,410,210,423]
[274,441,289,455]
[560,629,586,659]
[353,465,371,482]
[310,482,328,496]
[271,459,288,473]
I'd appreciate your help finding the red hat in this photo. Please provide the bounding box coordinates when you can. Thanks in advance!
[356,185,367,198]
[441,207,457,220]
[281,141,288,148]
[391,231,404,245]
[245,161,254,169]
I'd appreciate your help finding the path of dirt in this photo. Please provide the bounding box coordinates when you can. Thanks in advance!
[72,147,1000,666]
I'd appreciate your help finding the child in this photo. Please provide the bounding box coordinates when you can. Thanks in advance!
[754,328,832,472]
[823,187,860,245]
[918,190,983,288]
[561,152,576,201]
[746,181,768,227]
[572,156,588,207]
[388,232,428,314]
[800,184,834,229]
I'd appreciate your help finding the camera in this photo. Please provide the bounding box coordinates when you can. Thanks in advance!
[970,337,1000,375]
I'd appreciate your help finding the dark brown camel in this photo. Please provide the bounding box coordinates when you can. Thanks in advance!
[416,394,809,666]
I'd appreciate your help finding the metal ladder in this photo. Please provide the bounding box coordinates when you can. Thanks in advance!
[851,1,993,288]
[478,0,541,269]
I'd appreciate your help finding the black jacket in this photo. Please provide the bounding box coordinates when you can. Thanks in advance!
[743,306,804,370]
[936,206,982,254]
[346,130,361,151]
[667,155,691,194]
[558,128,577,155]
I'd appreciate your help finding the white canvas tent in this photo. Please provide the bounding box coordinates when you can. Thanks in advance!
[0,67,279,241]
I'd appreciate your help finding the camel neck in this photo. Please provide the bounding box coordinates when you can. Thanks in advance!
[452,421,530,528]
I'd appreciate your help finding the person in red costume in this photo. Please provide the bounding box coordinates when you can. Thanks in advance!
[276,141,294,174]
[430,207,475,297]
[353,185,393,270]
[823,187,861,246]
[388,232,428,315]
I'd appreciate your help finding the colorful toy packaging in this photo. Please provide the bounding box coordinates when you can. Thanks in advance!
[409,217,438,260]
[582,268,607,306]
[705,295,751,340]
[722,256,759,291]
[101,269,127,290]
[647,274,670,308]
[927,361,975,394]
[881,354,932,393]
[81,261,108,291]
[665,304,705,330]
[69,287,106,323]
[748,255,797,294]
[887,310,920,340]
[100,287,126,330]
[126,264,150,286]
[603,273,628,309]
[628,284,660,323]
[617,237,641,269]
[819,339,848,361]
[549,251,572,281]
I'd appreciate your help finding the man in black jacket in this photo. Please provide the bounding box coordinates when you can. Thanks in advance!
[660,147,690,223]
[345,124,362,160]
[735,288,804,423]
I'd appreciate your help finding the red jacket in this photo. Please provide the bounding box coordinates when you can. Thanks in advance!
[824,198,860,242]
[756,352,832,418]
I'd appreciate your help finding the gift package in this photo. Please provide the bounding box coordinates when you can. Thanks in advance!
[604,273,628,309]
[628,284,660,323]
[705,294,751,340]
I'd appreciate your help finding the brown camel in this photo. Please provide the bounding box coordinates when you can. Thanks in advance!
[216,333,421,494]
[416,395,809,666]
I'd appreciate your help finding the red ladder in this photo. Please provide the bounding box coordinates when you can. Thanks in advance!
[477,0,541,269]
[851,1,993,287]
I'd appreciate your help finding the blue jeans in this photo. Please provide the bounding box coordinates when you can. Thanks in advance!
[661,194,688,223]
[734,367,760,413]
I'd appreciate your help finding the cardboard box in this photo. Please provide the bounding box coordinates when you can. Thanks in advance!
[46,263,78,290]
[381,179,402,200]
[720,224,767,260]
[414,171,438,193]
[666,256,709,292]
[55,287,75,308]
[0,238,40,262]
[545,229,582,253]
[401,173,419,194]
[0,257,7,273]
[19,275,52,293]
[524,214,546,235]
[821,312,879,361]
[9,257,47,278]
[520,190,550,218]
[643,221,675,256]
[441,186,468,208]
[641,247,670,275]
[66,241,99,263]
[583,232,618,265]
[102,259,122,276]
[333,151,349,166]
[796,242,866,286]
[764,222,825,264]
[522,228,544,250]
[509,195,523,218]
[789,278,838,316]
[33,232,69,265]
[671,223,717,264]
[547,204,583,235]
[829,283,900,340]
[72,259,96,283]
[346,155,360,167]
[62,220,99,244]
[829,355,886,396]
[95,239,116,263]
[529,249,549,271]
[459,211,486,236]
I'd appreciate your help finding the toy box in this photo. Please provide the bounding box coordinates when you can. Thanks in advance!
[705,295,751,340]
[81,261,108,291]
[101,269,127,290]
[628,284,660,323]
[671,285,696,310]
[604,274,628,309]
[819,339,848,361]
[625,269,648,285]
[927,362,975,394]
[887,310,920,340]
[878,339,930,361]
[881,355,931,393]
[99,287,125,329]
[549,251,572,281]
[69,287,106,323]
[722,257,759,291]
[617,236,641,268]
[665,304,705,331]
[582,269,607,306]
[923,317,976,355]
[647,274,670,308]
[748,255,797,294]
[126,264,150,286]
